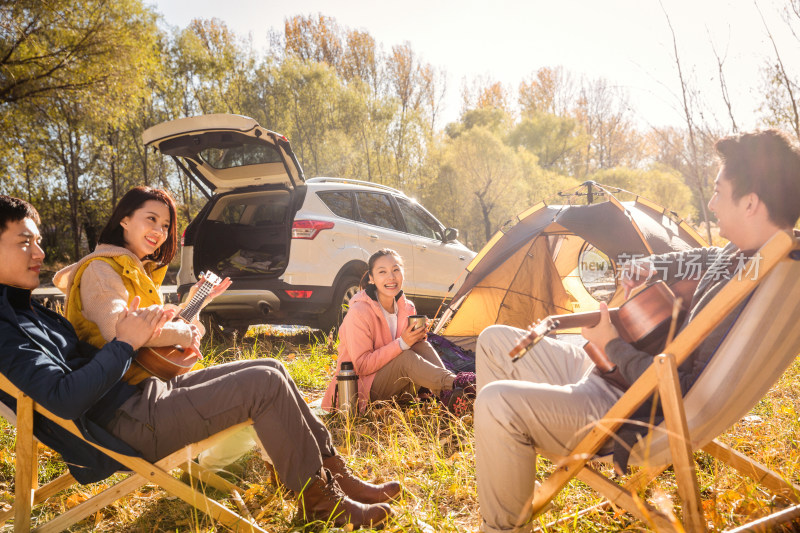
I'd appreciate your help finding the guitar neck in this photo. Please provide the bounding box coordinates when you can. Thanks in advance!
[509,307,619,360]
[511,279,695,361]
[179,283,213,323]
[547,308,618,330]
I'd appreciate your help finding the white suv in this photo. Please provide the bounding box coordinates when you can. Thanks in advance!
[142,114,475,334]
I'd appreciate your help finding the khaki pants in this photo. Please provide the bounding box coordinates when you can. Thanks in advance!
[475,325,623,533]
[107,358,335,492]
[369,341,455,400]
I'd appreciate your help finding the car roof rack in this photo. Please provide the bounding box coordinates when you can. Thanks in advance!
[305,177,404,195]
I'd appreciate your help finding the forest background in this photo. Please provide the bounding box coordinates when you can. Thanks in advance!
[3,0,800,264]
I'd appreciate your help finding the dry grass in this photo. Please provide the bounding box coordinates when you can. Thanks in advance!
[1,330,799,532]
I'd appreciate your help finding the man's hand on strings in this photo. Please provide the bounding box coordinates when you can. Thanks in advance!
[620,260,655,299]
[581,302,620,357]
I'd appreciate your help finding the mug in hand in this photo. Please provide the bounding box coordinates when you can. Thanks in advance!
[408,315,427,331]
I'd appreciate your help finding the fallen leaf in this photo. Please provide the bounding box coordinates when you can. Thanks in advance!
[65,492,90,509]
[445,452,463,465]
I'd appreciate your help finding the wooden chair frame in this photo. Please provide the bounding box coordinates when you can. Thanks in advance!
[532,230,800,532]
[0,373,267,532]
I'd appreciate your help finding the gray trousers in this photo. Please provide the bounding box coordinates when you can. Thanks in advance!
[107,358,335,492]
[369,341,455,400]
[475,325,624,533]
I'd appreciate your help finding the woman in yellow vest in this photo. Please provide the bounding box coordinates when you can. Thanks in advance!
[54,186,257,475]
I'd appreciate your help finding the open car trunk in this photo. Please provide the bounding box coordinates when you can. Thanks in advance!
[193,187,302,279]
[142,113,307,279]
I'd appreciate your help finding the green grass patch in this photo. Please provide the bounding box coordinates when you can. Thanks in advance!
[2,333,799,531]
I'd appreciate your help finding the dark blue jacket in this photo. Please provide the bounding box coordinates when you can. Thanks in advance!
[0,284,140,483]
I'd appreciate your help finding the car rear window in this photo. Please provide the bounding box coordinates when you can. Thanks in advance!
[201,140,283,169]
[252,202,288,225]
[317,191,355,220]
[211,192,290,226]
[218,203,247,224]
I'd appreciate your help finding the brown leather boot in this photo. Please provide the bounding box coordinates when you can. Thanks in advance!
[297,467,392,528]
[323,454,402,504]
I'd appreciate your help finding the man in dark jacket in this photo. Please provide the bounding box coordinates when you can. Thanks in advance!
[0,195,398,529]
[0,197,163,482]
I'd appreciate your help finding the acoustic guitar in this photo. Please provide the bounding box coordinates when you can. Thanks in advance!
[508,279,700,365]
[135,271,222,380]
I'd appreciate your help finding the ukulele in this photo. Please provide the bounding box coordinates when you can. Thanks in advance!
[508,279,700,364]
[135,271,222,380]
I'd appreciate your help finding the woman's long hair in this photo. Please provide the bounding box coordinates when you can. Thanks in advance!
[98,186,178,265]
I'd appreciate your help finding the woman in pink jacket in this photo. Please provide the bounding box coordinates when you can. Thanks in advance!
[322,249,475,414]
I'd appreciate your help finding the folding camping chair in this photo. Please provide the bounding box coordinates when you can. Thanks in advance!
[531,230,800,531]
[0,373,267,532]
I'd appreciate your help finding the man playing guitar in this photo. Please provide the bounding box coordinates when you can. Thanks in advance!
[474,130,800,533]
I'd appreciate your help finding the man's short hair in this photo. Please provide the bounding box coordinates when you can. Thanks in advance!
[715,129,800,228]
[0,195,40,234]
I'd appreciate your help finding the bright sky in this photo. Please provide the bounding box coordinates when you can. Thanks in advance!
[149,0,798,131]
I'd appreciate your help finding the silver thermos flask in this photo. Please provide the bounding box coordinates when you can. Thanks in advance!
[336,361,359,414]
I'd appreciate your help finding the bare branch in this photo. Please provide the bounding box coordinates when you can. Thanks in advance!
[756,0,800,138]
[707,28,738,132]
[660,0,713,243]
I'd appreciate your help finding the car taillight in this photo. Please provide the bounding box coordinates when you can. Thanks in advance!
[286,290,313,298]
[292,220,334,239]
[181,229,186,247]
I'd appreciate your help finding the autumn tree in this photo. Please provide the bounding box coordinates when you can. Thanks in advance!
[447,77,514,140]
[757,1,800,139]
[0,105,71,260]
[171,18,258,115]
[514,67,646,179]
[383,43,441,189]
[507,112,585,174]
[0,0,150,105]
[341,29,381,90]
[573,77,643,174]
[1,0,162,257]
[442,126,525,244]
[518,66,577,116]
[648,125,718,228]
[256,57,348,176]
[264,17,441,192]
[282,14,344,70]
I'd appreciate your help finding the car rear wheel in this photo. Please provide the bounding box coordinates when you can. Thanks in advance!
[318,275,361,333]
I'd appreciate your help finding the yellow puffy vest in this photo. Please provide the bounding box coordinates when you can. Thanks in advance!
[66,255,169,385]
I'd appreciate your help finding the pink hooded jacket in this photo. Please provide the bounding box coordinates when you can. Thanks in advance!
[321,289,415,413]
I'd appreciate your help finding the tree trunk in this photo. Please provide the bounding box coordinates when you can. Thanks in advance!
[108,128,118,207]
[475,193,493,242]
